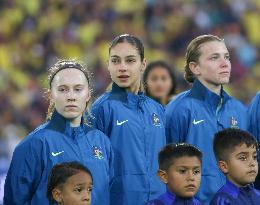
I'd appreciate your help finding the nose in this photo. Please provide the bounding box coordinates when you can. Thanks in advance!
[66,90,76,101]
[187,171,195,181]
[119,62,127,72]
[249,157,257,167]
[220,56,230,68]
[82,191,91,202]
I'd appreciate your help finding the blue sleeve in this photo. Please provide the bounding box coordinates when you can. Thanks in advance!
[165,102,189,144]
[248,93,260,142]
[90,102,109,135]
[4,137,44,205]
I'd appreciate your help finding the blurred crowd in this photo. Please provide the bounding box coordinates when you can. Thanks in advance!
[1,0,260,202]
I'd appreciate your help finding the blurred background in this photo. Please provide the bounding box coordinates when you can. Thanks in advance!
[1,0,260,202]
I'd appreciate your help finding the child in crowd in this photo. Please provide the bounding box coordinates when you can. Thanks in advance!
[47,161,93,205]
[147,143,203,205]
[210,128,260,205]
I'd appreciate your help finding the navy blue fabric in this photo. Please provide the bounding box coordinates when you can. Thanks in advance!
[166,80,247,204]
[247,92,260,189]
[4,110,112,205]
[89,83,166,205]
[146,189,202,205]
[210,179,260,205]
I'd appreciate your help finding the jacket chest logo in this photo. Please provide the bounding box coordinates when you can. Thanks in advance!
[152,113,161,126]
[230,116,238,128]
[92,145,104,159]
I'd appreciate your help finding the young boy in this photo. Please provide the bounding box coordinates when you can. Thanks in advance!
[210,128,260,205]
[146,143,203,205]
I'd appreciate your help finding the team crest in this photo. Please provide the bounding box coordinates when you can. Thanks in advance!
[152,113,161,127]
[92,146,104,159]
[230,117,238,128]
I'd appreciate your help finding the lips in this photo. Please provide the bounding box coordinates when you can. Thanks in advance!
[247,170,257,175]
[66,105,77,107]
[219,71,230,75]
[118,75,129,80]
[65,105,78,109]
[185,184,196,191]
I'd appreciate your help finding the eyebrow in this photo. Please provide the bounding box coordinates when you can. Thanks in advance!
[177,165,201,169]
[57,84,85,87]
[236,152,248,156]
[74,182,93,186]
[210,52,229,56]
[110,55,137,58]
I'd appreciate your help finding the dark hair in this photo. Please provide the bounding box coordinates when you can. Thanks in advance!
[184,34,224,83]
[213,128,258,161]
[143,60,177,97]
[109,34,144,61]
[46,59,91,120]
[47,161,93,203]
[159,143,202,171]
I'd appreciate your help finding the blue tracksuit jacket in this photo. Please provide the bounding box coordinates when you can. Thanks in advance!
[4,110,112,205]
[146,189,202,205]
[210,179,260,205]
[247,92,260,189]
[165,80,247,204]
[90,83,166,205]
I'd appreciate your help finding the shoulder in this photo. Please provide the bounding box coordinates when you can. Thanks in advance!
[145,199,164,205]
[92,92,111,109]
[210,184,235,205]
[15,123,49,149]
[210,192,233,205]
[166,91,192,112]
[249,92,260,108]
[166,91,193,120]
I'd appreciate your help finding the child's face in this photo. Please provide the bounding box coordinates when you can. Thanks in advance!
[54,171,93,205]
[158,156,201,198]
[221,143,258,187]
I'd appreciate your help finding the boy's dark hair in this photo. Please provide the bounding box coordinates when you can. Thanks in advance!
[143,60,177,97]
[213,128,258,161]
[47,161,93,203]
[159,143,202,171]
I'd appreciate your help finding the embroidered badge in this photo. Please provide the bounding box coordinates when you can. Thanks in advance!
[152,113,161,126]
[92,146,104,159]
[230,116,238,128]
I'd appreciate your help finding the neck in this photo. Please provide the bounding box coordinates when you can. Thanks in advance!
[160,96,171,105]
[69,115,82,127]
[126,81,141,94]
[199,80,222,95]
